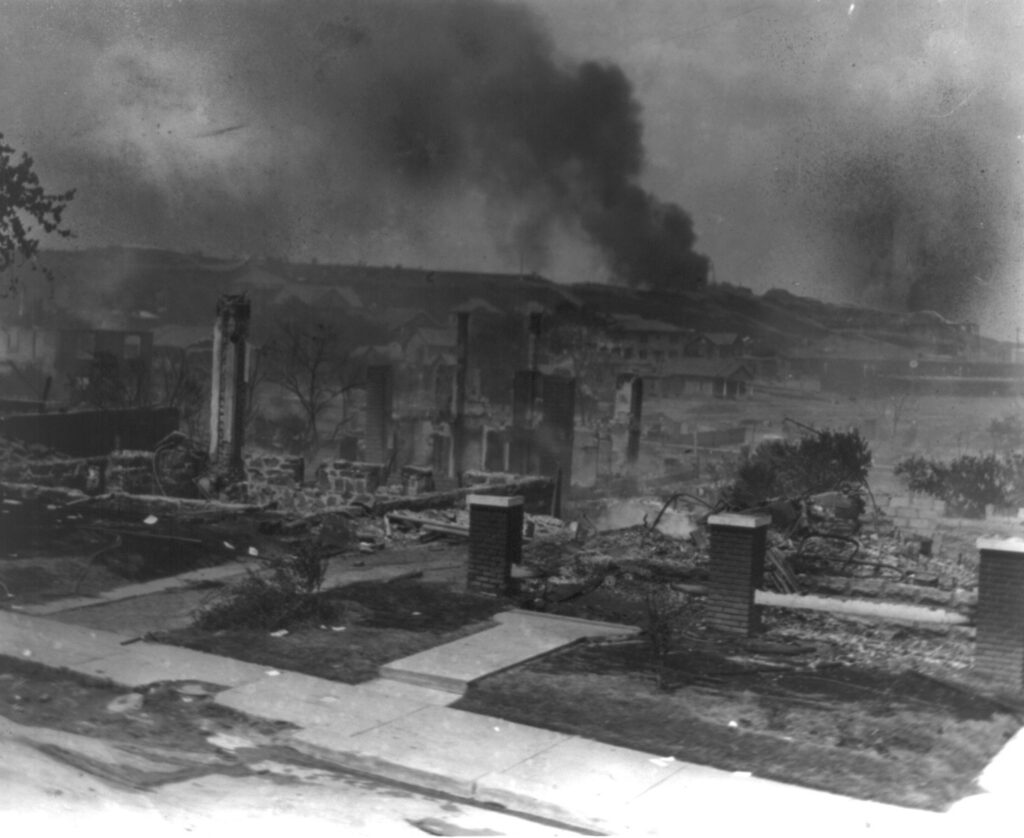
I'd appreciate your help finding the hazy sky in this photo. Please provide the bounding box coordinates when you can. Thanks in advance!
[2,0,1022,337]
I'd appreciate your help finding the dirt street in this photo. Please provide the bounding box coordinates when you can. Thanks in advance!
[1,728,576,836]
[0,654,570,837]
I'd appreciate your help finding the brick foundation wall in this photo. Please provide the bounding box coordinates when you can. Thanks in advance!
[708,513,770,635]
[0,446,204,498]
[0,455,107,493]
[105,451,158,495]
[242,454,311,507]
[467,494,523,596]
[316,460,384,505]
[975,537,1024,687]
[887,494,947,536]
[400,465,434,495]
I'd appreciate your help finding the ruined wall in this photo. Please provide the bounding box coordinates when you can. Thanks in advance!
[236,453,306,508]
[242,455,407,510]
[0,443,207,497]
[0,436,553,516]
[886,492,1024,540]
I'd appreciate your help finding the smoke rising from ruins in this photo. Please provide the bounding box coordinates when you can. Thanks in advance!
[1,0,1022,330]
[0,0,707,291]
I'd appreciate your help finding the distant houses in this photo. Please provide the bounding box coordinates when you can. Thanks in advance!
[650,359,755,400]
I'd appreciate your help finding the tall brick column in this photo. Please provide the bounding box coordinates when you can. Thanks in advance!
[707,513,770,635]
[467,495,523,596]
[975,537,1024,687]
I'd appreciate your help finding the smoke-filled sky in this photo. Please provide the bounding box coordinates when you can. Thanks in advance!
[2,0,1023,336]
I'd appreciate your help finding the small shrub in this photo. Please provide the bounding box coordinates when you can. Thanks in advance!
[895,453,1024,518]
[642,584,687,689]
[280,540,330,595]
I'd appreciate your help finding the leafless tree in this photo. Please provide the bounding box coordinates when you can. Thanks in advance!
[267,321,348,456]
[68,352,149,410]
[153,347,206,438]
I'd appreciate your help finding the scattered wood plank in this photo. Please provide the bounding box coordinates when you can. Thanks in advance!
[79,526,204,546]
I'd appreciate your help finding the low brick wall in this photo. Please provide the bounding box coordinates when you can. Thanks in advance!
[105,451,157,495]
[887,494,947,536]
[0,444,554,515]
[887,493,1024,537]
[401,465,434,495]
[464,470,520,486]
[316,460,385,504]
[240,456,449,513]
[240,454,328,511]
[0,455,106,493]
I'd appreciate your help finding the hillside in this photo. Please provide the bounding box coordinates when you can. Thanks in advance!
[4,246,998,358]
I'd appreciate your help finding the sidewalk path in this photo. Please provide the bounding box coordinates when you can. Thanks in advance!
[3,603,1005,836]
[15,550,463,637]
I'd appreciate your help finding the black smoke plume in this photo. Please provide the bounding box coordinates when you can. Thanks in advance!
[0,0,707,290]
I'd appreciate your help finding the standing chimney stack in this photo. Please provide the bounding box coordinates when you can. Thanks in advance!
[527,310,543,371]
[208,294,251,476]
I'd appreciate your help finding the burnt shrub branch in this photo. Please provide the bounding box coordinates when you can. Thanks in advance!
[192,541,336,631]
[722,428,872,509]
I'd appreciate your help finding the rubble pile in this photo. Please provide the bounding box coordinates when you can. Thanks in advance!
[764,609,975,675]
[520,522,706,607]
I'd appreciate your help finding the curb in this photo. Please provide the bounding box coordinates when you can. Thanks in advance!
[283,729,610,834]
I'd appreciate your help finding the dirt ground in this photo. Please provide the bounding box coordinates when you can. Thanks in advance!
[455,606,1020,811]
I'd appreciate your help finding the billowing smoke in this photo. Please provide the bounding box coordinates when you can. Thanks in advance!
[0,0,707,290]
[784,1,1020,317]
[547,0,1024,330]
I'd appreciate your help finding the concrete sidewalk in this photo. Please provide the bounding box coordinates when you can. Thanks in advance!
[4,605,1013,836]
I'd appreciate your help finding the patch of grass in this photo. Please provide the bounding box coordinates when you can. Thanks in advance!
[156,578,512,684]
[454,642,1019,810]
